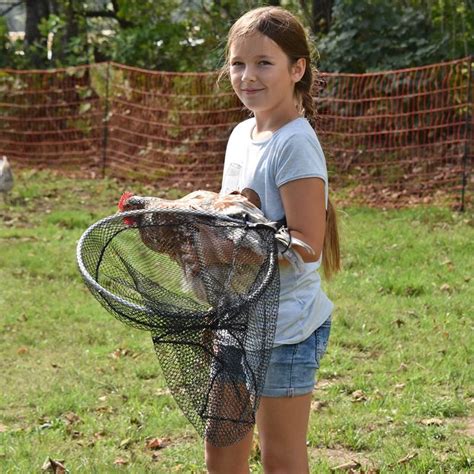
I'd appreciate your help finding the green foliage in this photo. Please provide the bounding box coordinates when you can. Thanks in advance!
[91,0,192,70]
[318,0,473,72]
[1,0,269,71]
[104,21,202,71]
[0,17,42,69]
[100,0,262,71]
[1,1,473,72]
[0,18,12,68]
[430,0,474,60]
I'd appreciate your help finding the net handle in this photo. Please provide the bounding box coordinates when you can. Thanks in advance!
[76,208,278,319]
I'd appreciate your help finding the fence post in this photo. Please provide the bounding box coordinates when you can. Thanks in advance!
[101,61,111,179]
[461,56,473,212]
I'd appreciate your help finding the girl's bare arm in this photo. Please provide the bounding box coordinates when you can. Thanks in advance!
[279,177,326,263]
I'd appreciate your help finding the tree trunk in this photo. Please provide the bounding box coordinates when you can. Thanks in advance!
[24,0,50,66]
[53,0,81,64]
[64,0,79,43]
[24,0,50,45]
[300,0,334,36]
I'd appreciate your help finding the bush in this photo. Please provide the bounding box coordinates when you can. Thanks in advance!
[317,0,473,72]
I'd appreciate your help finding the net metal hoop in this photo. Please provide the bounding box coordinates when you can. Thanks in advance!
[76,207,278,320]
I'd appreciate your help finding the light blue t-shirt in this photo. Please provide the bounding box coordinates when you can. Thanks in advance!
[221,116,334,346]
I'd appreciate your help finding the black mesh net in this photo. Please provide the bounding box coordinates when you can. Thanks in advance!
[77,208,279,446]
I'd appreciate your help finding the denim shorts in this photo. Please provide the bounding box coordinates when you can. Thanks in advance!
[261,315,332,397]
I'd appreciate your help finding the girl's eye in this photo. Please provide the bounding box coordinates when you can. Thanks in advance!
[259,61,272,65]
[231,62,243,67]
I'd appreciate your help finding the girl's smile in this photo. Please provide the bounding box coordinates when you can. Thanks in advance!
[241,88,264,94]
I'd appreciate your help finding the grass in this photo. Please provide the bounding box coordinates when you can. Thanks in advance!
[0,170,473,473]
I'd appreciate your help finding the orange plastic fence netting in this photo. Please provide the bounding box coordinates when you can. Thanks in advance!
[0,58,472,207]
[318,58,473,208]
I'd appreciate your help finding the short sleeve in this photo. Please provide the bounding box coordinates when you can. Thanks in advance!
[274,134,328,207]
[220,120,251,194]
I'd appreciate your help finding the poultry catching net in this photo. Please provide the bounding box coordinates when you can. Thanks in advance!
[77,207,280,447]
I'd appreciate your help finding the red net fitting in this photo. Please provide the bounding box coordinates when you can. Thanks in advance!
[0,58,472,207]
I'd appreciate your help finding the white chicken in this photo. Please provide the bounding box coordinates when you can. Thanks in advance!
[0,156,14,203]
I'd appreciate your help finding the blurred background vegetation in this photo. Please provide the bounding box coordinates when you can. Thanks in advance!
[0,0,472,72]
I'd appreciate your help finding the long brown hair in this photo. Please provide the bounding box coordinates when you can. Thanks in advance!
[221,6,341,279]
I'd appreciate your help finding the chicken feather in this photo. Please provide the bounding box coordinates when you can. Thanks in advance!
[118,190,314,278]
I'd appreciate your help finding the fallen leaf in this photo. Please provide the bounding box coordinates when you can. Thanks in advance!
[421,418,444,426]
[95,405,114,414]
[330,459,361,471]
[93,431,107,440]
[17,347,28,355]
[391,452,418,466]
[69,430,81,439]
[146,437,170,450]
[113,457,128,466]
[41,457,68,473]
[111,348,134,359]
[63,412,80,425]
[394,383,405,390]
[440,283,452,292]
[112,349,124,359]
[351,390,367,402]
[311,400,328,411]
[98,395,107,402]
[0,424,7,432]
[119,437,132,449]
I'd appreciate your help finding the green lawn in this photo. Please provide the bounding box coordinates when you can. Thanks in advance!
[0,170,472,473]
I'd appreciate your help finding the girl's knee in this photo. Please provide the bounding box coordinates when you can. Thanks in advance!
[205,442,251,474]
[260,446,309,474]
[205,454,249,474]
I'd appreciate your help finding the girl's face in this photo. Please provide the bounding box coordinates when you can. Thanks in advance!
[229,32,305,121]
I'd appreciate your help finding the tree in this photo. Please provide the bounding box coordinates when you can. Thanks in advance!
[1,0,472,72]
[298,0,334,36]
[24,0,50,66]
[317,0,473,72]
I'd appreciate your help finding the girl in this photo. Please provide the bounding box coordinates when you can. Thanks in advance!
[208,6,340,473]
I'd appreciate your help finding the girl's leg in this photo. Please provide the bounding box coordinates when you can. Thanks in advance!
[204,377,255,474]
[205,428,254,474]
[256,393,313,474]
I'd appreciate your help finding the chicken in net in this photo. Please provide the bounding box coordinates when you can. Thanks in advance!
[118,189,314,292]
